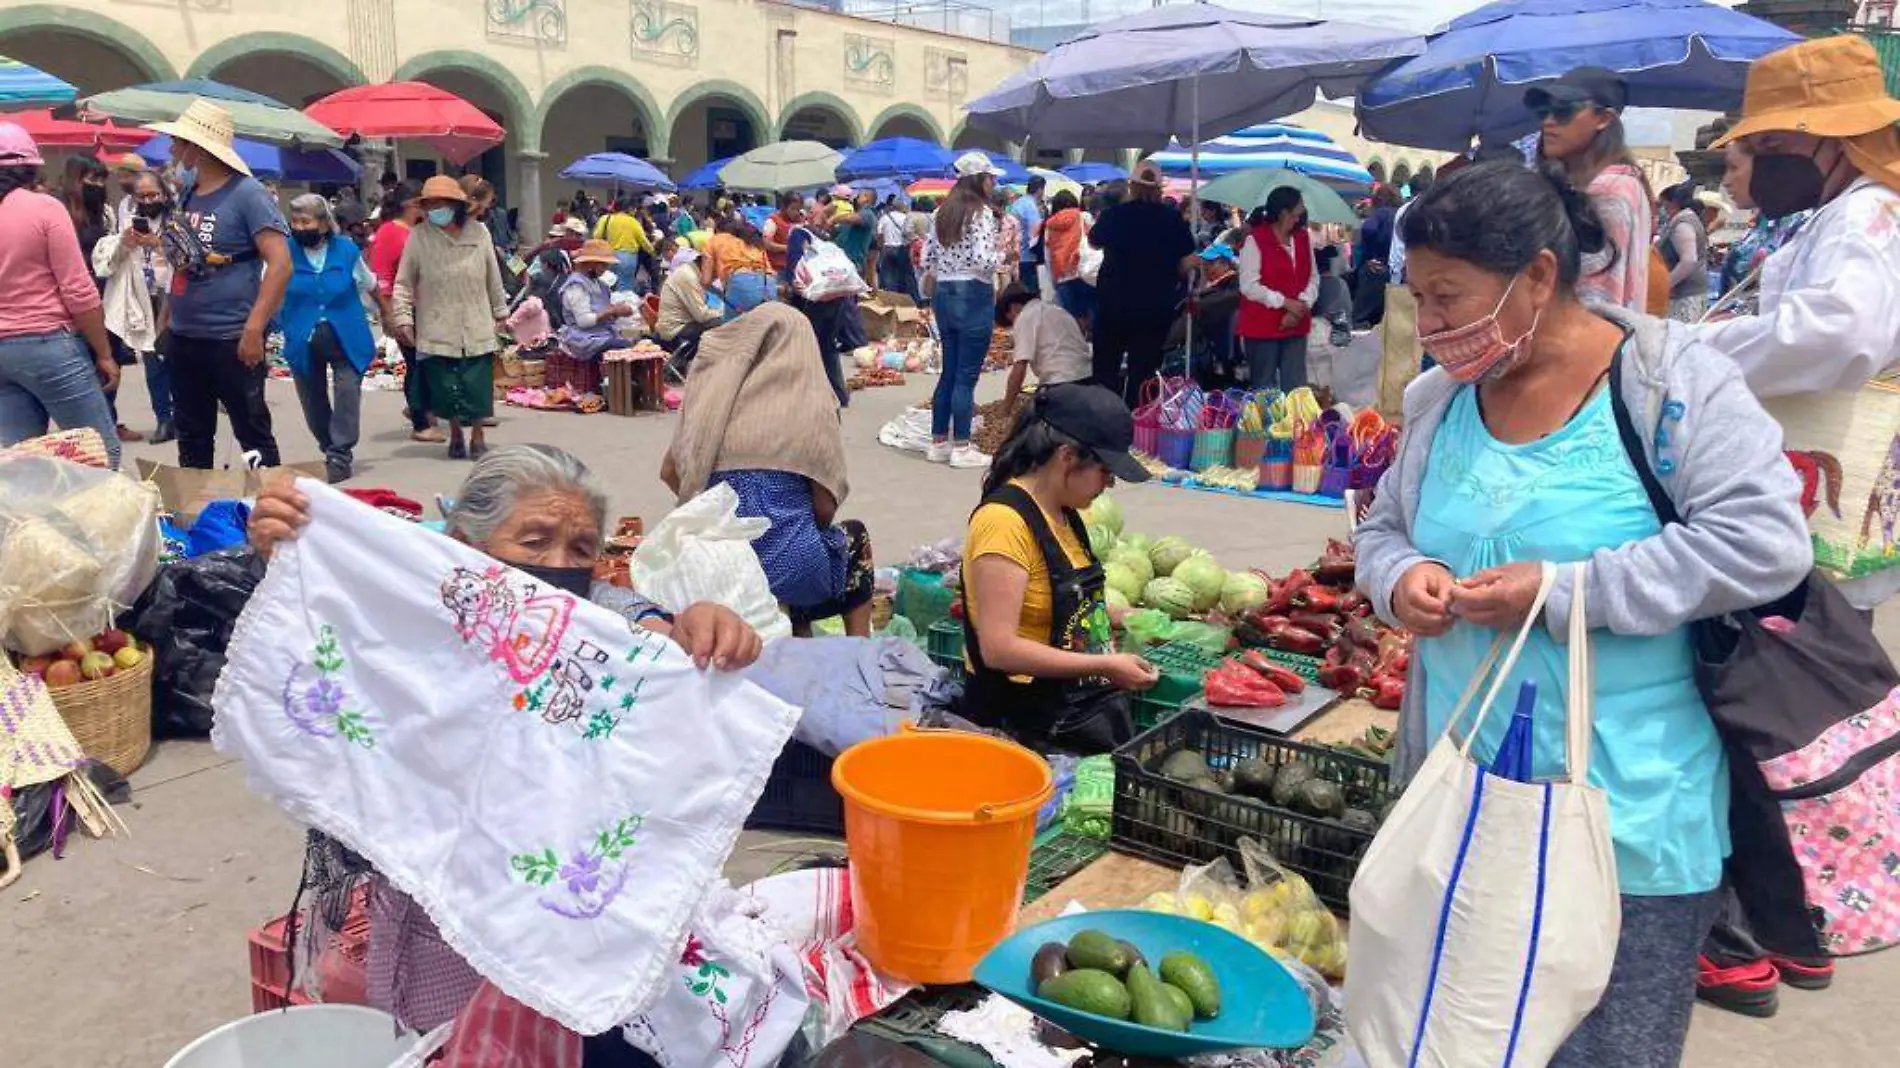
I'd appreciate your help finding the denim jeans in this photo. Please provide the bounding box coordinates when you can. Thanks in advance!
[931,279,994,441]
[291,323,363,478]
[144,346,174,424]
[1055,279,1096,325]
[0,330,120,468]
[1245,335,1308,392]
[878,247,913,301]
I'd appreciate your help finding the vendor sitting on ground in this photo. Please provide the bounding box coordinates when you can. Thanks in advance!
[246,443,761,1047]
[661,303,876,637]
[996,281,1092,408]
[960,383,1159,755]
[558,238,640,360]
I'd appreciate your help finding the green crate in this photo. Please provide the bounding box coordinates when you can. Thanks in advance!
[926,618,966,676]
[1256,647,1326,683]
[1133,691,1193,731]
[1024,828,1109,904]
[1142,641,1226,706]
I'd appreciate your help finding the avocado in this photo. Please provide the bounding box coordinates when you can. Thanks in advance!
[1039,968,1133,1020]
[1118,939,1147,970]
[1159,748,1211,783]
[1176,772,1227,817]
[1031,942,1071,988]
[1341,806,1379,838]
[1295,779,1348,819]
[1231,757,1278,800]
[1159,951,1222,1019]
[1159,982,1196,1024]
[1126,963,1190,1032]
[1271,760,1318,808]
[1066,929,1133,975]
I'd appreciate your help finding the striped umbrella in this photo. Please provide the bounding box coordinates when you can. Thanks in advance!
[0,55,76,111]
[1147,122,1374,193]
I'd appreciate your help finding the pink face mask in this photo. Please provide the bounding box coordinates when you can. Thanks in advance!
[1417,275,1542,383]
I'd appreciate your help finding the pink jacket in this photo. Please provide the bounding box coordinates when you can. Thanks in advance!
[0,189,102,338]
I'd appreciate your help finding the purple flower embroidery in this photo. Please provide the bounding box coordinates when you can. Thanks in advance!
[305,678,344,720]
[560,850,602,895]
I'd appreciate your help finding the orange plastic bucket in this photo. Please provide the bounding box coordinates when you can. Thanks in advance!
[831,730,1053,984]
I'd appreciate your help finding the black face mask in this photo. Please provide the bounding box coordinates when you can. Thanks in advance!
[292,228,325,248]
[1750,146,1830,220]
[510,560,595,598]
[81,185,106,211]
[136,200,168,219]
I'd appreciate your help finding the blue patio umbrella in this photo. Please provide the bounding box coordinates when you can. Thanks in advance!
[1060,162,1129,184]
[836,137,956,182]
[1356,0,1803,151]
[984,152,1032,185]
[1148,123,1374,192]
[137,132,360,184]
[559,152,677,193]
[677,156,733,190]
[0,55,76,110]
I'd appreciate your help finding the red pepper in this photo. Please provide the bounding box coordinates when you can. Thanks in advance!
[1317,663,1365,692]
[1264,568,1314,615]
[1205,663,1287,708]
[1268,624,1326,655]
[1366,673,1406,709]
[1338,590,1369,616]
[1297,586,1342,612]
[1239,651,1308,694]
[1314,559,1357,587]
[1344,615,1384,651]
[1290,611,1343,636]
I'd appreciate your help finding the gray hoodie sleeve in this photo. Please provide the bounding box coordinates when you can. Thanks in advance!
[1542,335,1812,636]
[1354,371,1457,626]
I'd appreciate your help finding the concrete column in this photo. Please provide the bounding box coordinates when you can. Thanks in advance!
[354,140,391,204]
[518,150,546,243]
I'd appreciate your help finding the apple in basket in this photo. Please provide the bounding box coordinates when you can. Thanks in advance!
[95,629,131,655]
[17,655,52,678]
[43,660,82,689]
[79,651,117,681]
[60,637,92,662]
[113,645,144,671]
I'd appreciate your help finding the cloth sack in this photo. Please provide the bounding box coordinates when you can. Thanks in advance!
[630,482,793,643]
[210,481,801,1033]
[741,865,914,1047]
[1347,563,1620,1068]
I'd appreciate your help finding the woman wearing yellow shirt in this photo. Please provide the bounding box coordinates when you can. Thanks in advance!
[960,383,1159,754]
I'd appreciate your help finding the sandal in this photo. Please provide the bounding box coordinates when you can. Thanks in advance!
[1695,955,1780,1018]
[447,439,468,460]
[411,427,447,443]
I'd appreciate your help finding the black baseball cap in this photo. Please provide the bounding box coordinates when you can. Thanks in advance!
[1524,67,1628,113]
[1036,383,1151,483]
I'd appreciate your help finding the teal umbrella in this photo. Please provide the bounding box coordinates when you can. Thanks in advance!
[716,140,845,192]
[1194,167,1357,225]
[80,78,344,149]
[0,55,76,111]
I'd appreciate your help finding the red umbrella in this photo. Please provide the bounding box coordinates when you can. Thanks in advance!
[306,82,504,166]
[9,109,151,151]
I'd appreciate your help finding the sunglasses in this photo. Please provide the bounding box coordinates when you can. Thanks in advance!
[1533,102,1590,124]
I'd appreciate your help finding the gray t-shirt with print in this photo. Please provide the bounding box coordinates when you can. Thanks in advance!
[168,176,287,339]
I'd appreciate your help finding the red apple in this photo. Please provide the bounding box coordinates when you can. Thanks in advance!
[60,638,92,662]
[43,660,81,688]
[18,656,52,678]
[112,645,144,671]
[94,629,130,655]
[79,651,116,680]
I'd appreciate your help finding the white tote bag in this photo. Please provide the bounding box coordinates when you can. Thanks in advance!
[1346,562,1621,1068]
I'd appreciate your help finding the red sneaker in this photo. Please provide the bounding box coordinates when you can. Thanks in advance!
[1768,954,1834,991]
[1696,955,1781,1017]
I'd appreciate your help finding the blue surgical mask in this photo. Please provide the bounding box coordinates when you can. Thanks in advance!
[427,207,456,227]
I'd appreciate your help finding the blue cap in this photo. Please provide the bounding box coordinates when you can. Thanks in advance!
[1200,242,1236,262]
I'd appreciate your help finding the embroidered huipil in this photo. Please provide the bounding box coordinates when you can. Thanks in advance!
[1413,383,1729,896]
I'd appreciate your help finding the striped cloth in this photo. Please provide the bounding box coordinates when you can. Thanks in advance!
[439,981,583,1067]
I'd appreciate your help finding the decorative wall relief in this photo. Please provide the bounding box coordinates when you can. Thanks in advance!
[843,33,895,93]
[925,46,968,97]
[488,0,568,46]
[631,0,700,66]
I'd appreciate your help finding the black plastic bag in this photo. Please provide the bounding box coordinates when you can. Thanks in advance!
[120,546,267,737]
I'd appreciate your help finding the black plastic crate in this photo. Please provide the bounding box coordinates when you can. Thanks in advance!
[1109,707,1394,910]
[746,738,845,836]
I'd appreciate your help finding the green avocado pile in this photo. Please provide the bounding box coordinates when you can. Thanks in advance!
[1033,928,1222,1033]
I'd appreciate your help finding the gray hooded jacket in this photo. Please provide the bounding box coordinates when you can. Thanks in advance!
[1354,305,1813,782]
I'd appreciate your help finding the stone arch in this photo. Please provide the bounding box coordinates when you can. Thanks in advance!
[0,4,177,86]
[866,103,945,145]
[664,80,772,171]
[1414,162,1437,189]
[776,91,863,147]
[1366,158,1388,185]
[394,50,538,147]
[949,119,1009,155]
[1390,161,1413,188]
[186,32,366,89]
[535,66,665,158]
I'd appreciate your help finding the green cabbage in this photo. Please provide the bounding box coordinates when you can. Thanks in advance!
[1104,562,1146,602]
[1149,535,1199,577]
[1108,547,1154,588]
[1220,571,1272,615]
[1105,586,1131,614]
[1142,577,1196,619]
[1082,494,1125,535]
[1087,523,1117,559]
[1173,555,1227,613]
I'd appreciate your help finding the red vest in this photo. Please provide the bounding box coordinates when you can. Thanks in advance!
[1237,224,1313,341]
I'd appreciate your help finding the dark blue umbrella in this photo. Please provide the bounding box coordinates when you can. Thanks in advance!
[138,132,360,183]
[559,152,677,193]
[1357,0,1802,151]
[985,152,1032,185]
[836,137,956,182]
[677,156,733,190]
[1060,162,1129,184]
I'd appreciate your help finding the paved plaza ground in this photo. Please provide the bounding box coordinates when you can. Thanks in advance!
[6,366,1894,1066]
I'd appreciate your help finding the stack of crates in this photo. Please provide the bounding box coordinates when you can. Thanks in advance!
[925,618,966,679]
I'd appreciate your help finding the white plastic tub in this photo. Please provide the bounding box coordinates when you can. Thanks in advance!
[162,1004,421,1068]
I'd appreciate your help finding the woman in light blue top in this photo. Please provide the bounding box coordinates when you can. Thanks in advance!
[1354,162,1810,1068]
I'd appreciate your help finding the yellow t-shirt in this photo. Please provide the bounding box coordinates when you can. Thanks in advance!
[593,212,653,256]
[963,482,1092,649]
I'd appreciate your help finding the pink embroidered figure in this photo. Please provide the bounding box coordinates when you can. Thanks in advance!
[441,565,575,683]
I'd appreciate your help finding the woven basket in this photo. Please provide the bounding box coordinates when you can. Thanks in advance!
[1291,463,1323,496]
[48,648,153,777]
[1156,427,1195,471]
[519,360,547,387]
[1763,380,1900,584]
[1190,427,1235,472]
[1234,432,1269,469]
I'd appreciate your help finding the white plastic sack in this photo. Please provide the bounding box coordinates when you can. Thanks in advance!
[793,235,869,302]
[631,484,792,643]
[1078,234,1104,287]
[0,454,160,655]
[621,881,809,1068]
[1346,563,1619,1068]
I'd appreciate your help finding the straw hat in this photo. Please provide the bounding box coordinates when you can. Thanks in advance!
[1130,161,1165,189]
[571,238,618,268]
[419,174,469,203]
[145,99,251,177]
[1714,35,1900,147]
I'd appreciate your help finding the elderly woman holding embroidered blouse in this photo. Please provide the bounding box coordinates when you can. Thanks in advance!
[661,304,876,638]
[280,194,377,485]
[1352,162,1809,1068]
[245,443,760,1039]
[392,175,508,462]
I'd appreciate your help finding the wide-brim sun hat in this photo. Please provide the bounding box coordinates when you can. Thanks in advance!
[419,174,469,204]
[144,99,252,178]
[0,122,43,167]
[1714,35,1900,148]
[953,151,1004,180]
[571,239,618,267]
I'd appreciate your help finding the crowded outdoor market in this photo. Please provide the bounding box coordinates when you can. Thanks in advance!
[1,0,1898,1065]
